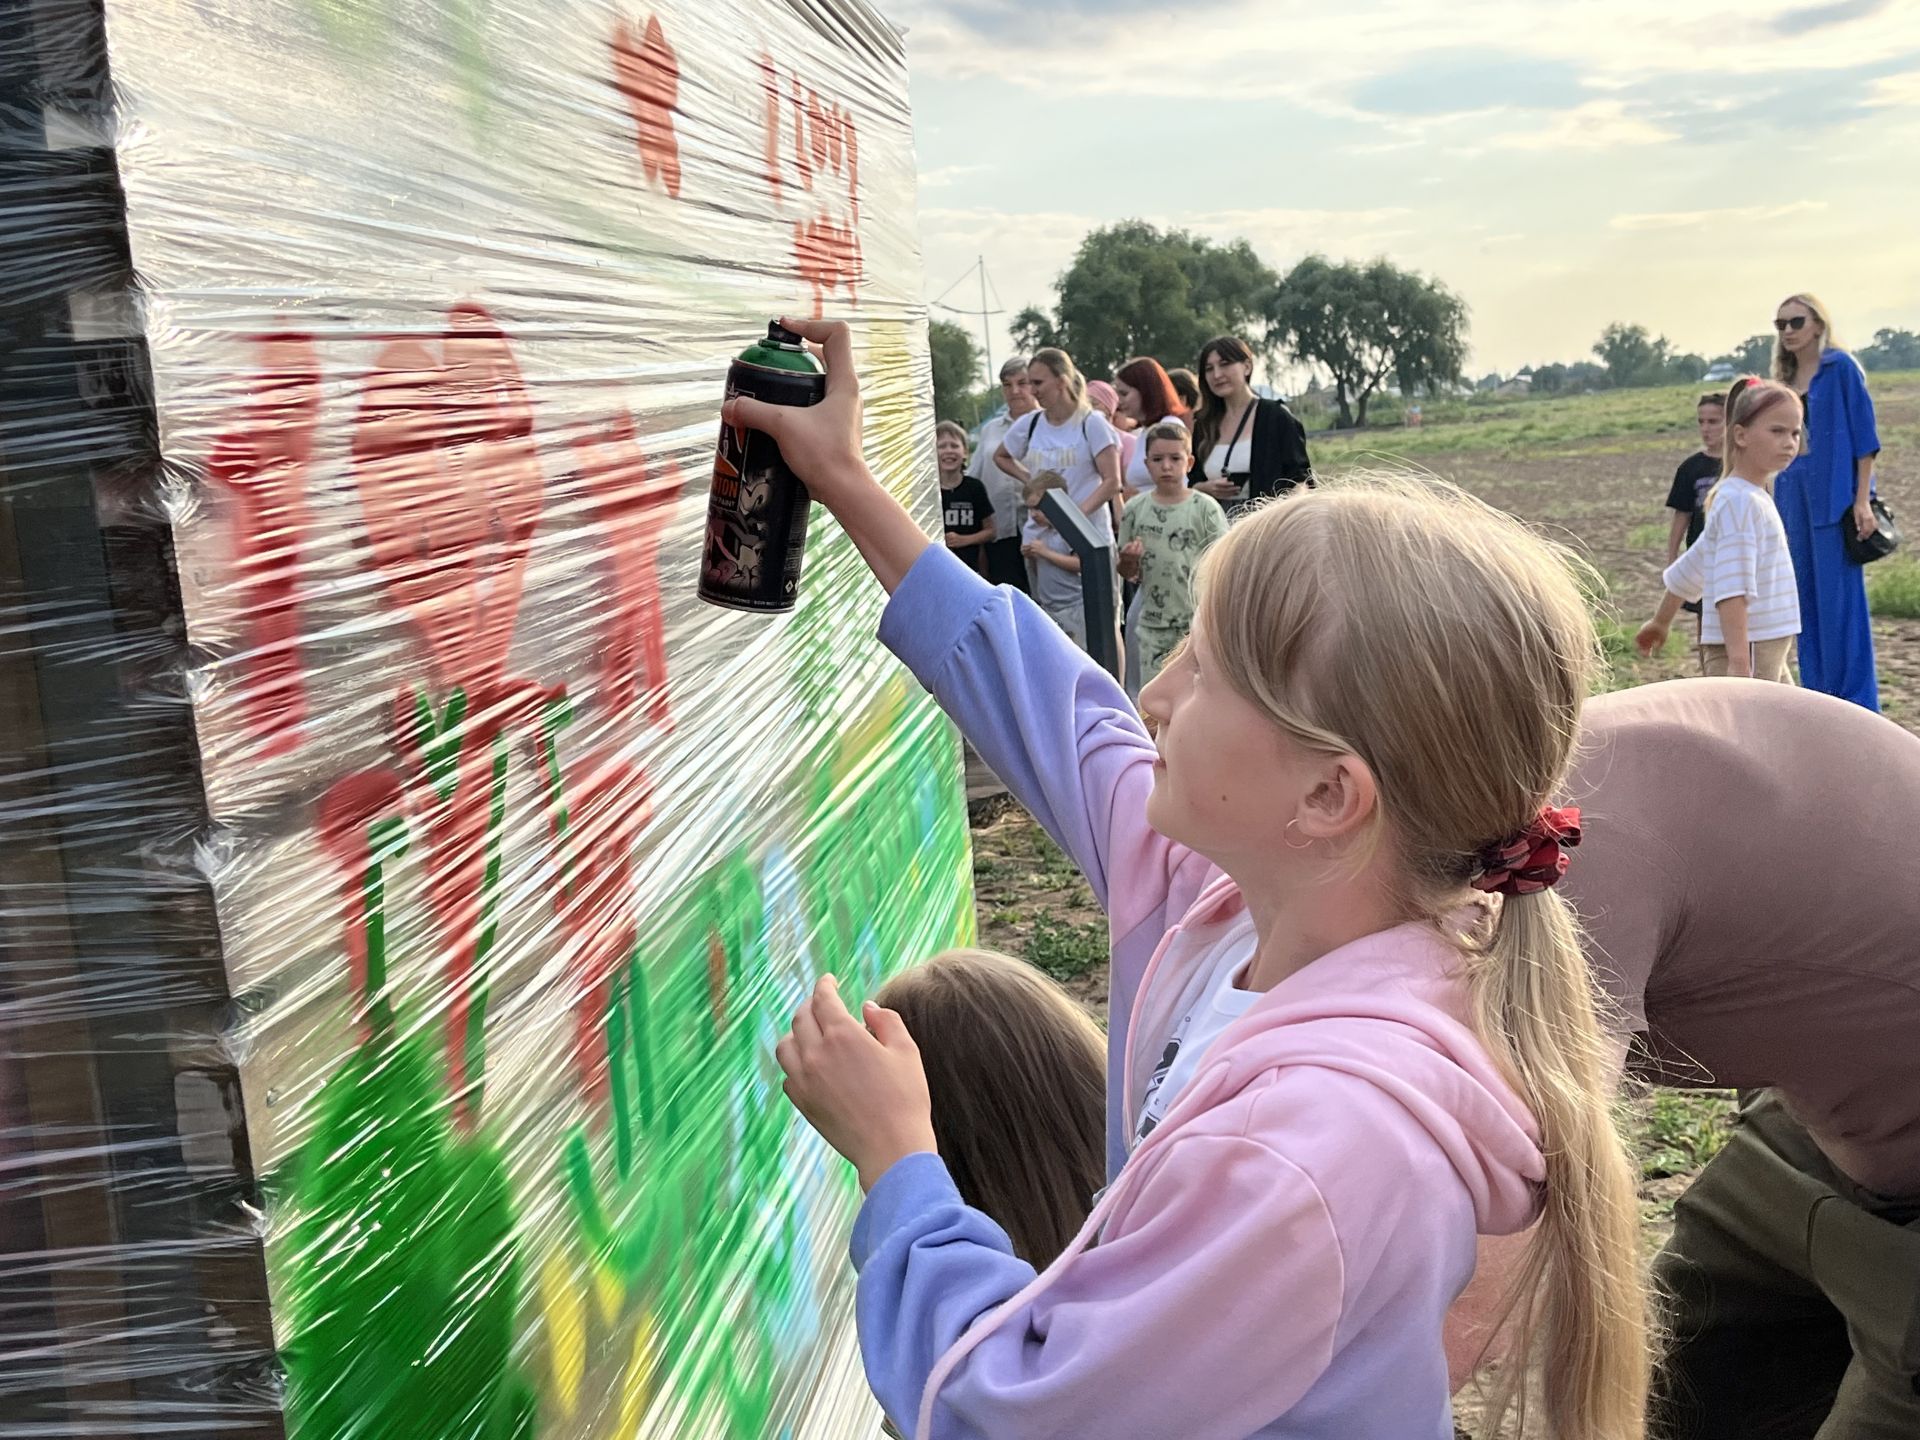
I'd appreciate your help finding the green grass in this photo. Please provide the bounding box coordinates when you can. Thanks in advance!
[1632,1091,1735,1180]
[1867,554,1920,619]
[1591,600,1687,693]
[1310,383,1705,462]
[1626,521,1669,551]
[1025,914,1107,984]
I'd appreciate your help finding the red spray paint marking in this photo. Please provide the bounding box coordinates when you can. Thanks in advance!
[351,302,543,703]
[209,331,321,759]
[794,216,862,318]
[568,410,684,729]
[611,13,682,198]
[760,53,863,311]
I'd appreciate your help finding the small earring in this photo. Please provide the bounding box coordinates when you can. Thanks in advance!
[1284,820,1312,852]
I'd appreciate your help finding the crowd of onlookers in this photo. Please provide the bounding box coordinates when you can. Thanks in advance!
[937,337,1313,693]
[939,292,1896,715]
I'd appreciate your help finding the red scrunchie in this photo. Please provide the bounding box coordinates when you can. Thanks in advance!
[1471,806,1582,897]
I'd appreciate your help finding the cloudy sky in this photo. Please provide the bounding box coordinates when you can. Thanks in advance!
[895,0,1920,377]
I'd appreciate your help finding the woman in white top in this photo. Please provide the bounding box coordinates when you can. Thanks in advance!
[993,348,1123,543]
[1114,355,1191,496]
[1637,376,1805,682]
[1188,335,1312,517]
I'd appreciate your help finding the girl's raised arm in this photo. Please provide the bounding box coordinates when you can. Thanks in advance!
[728,318,1209,940]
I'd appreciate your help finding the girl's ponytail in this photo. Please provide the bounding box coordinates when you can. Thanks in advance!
[1469,886,1651,1440]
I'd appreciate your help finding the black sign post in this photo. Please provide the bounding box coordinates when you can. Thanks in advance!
[1037,490,1119,680]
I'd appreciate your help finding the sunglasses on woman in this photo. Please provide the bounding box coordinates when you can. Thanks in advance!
[1774,315,1810,333]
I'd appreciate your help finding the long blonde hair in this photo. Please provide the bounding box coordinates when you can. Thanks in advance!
[877,949,1106,1269]
[1196,477,1650,1440]
[1030,347,1089,416]
[1771,292,1839,386]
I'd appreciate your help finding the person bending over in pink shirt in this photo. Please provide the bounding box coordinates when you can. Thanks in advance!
[740,318,1651,1440]
[1496,680,1919,1439]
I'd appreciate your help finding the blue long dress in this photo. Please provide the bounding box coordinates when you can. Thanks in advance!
[1777,348,1880,710]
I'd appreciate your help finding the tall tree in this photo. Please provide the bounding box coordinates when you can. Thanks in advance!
[927,319,982,424]
[1860,328,1920,372]
[1012,222,1280,376]
[1267,256,1468,428]
[1715,333,1775,375]
[1592,323,1674,388]
[1009,306,1060,359]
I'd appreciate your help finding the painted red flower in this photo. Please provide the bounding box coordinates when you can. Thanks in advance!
[351,302,543,703]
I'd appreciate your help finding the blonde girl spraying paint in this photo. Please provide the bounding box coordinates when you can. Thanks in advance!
[741,318,1650,1440]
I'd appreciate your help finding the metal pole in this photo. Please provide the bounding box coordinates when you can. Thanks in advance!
[976,256,993,392]
[1037,491,1119,680]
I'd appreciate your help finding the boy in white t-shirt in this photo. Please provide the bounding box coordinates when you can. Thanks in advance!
[1638,378,1804,682]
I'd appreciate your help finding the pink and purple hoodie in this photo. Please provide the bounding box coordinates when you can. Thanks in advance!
[856,544,1545,1439]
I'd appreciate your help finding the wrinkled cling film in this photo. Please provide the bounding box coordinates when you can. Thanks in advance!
[0,1,970,1436]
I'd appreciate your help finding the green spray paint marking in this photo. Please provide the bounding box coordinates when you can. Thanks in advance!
[413,687,470,802]
[300,0,499,140]
[283,814,534,1440]
[360,815,409,1034]
[460,735,513,1115]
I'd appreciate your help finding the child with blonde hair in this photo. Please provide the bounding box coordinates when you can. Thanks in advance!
[1638,376,1803,681]
[743,318,1650,1440]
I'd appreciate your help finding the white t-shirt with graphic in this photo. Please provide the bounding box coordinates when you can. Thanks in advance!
[1133,916,1262,1145]
[1661,476,1802,646]
[1001,408,1120,542]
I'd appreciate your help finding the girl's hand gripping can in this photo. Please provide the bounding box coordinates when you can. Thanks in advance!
[698,321,827,613]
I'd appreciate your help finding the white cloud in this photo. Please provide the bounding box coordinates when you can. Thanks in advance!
[894,0,1920,112]
[1609,200,1829,231]
[1469,100,1678,153]
[1867,70,1920,107]
[918,163,991,189]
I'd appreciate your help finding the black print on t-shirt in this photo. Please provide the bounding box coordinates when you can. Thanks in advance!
[1135,1036,1181,1141]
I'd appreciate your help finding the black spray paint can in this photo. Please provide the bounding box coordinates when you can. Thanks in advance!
[698,321,827,613]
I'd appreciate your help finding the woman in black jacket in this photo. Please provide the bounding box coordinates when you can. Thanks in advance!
[1188,335,1312,516]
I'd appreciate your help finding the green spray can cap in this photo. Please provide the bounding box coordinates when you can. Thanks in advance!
[739,320,825,375]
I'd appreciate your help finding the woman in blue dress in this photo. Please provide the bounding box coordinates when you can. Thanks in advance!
[1772,293,1883,710]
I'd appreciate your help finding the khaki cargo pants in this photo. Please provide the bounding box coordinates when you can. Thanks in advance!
[1699,636,1795,683]
[1653,1091,1920,1439]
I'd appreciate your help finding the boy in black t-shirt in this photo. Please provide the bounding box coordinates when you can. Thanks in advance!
[938,419,995,575]
[1663,392,1726,625]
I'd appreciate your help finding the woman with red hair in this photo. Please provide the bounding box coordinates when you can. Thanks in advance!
[1113,356,1187,497]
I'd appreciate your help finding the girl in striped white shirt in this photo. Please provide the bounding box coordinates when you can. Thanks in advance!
[1638,377,1804,681]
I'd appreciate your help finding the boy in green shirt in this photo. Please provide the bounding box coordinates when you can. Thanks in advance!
[1118,422,1228,683]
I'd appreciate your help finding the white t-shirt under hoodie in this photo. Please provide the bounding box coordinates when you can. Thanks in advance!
[1662,475,1802,646]
[1132,915,1261,1144]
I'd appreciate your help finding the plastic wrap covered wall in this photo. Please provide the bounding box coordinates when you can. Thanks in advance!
[0,1,967,1435]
